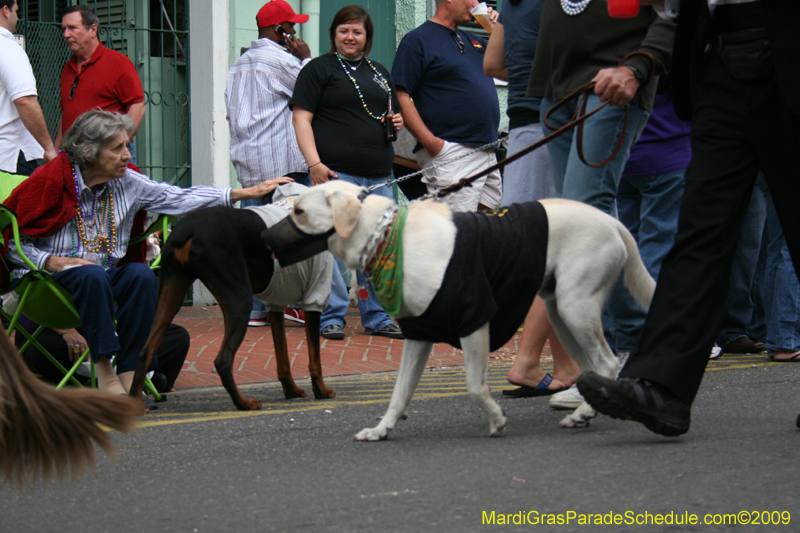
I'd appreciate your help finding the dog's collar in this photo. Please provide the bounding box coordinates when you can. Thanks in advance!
[360,206,399,271]
[357,188,370,203]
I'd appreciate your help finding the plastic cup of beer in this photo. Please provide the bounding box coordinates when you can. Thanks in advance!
[607,0,640,18]
[470,2,494,34]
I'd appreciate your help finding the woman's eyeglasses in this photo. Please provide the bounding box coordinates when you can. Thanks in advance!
[69,76,80,100]
[452,32,465,54]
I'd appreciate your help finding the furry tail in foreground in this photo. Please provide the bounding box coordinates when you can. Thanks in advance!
[618,223,657,310]
[0,331,140,486]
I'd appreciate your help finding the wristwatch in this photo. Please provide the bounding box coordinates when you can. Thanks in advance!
[625,64,645,83]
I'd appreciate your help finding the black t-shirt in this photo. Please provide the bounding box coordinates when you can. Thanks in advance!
[398,202,549,351]
[291,54,402,177]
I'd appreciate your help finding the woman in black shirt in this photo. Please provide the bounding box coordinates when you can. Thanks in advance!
[291,5,405,340]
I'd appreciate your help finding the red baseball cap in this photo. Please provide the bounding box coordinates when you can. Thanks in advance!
[256,1,309,28]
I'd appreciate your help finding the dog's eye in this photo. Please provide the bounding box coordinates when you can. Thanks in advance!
[293,208,305,216]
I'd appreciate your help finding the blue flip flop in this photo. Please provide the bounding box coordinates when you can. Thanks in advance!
[502,373,568,398]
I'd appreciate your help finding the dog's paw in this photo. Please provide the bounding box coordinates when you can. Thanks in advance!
[560,413,592,428]
[353,426,390,442]
[283,387,307,400]
[559,404,596,428]
[489,415,507,437]
[490,426,506,438]
[236,398,263,411]
[311,380,336,399]
[313,387,336,399]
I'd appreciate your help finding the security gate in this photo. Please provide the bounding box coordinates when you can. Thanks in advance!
[17,0,191,187]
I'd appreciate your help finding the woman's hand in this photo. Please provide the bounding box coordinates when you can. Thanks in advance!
[231,177,294,202]
[310,163,339,185]
[390,112,404,132]
[55,328,89,362]
[44,256,95,273]
[592,66,640,107]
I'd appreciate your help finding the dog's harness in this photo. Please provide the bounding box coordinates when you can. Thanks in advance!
[358,206,399,270]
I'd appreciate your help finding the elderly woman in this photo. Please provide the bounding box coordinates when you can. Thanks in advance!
[3,110,289,398]
[290,5,404,340]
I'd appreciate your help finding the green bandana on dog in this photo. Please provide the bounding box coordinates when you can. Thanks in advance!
[369,207,408,316]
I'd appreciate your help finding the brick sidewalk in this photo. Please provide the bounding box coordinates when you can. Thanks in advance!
[170,304,536,391]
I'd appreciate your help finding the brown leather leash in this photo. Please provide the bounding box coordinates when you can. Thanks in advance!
[435,51,656,200]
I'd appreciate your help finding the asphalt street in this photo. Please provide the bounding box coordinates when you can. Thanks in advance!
[2,357,798,532]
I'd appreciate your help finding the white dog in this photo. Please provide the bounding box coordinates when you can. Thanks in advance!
[268,181,655,440]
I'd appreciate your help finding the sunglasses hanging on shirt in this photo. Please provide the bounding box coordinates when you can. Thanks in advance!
[452,31,465,54]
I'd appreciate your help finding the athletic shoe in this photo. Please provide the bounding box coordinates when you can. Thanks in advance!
[248,318,268,327]
[577,371,691,437]
[367,323,404,339]
[709,345,722,360]
[549,385,584,410]
[321,324,345,340]
[284,308,305,324]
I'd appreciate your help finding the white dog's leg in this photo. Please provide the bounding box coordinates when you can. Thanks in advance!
[544,297,616,429]
[354,340,433,441]
[461,324,507,437]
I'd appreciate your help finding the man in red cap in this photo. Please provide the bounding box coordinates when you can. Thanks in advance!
[225,1,312,328]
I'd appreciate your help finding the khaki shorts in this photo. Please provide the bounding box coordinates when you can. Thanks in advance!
[416,141,502,212]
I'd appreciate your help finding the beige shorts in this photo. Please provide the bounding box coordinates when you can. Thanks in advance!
[415,141,502,212]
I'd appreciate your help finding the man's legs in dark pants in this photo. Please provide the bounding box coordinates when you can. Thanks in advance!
[578,42,800,435]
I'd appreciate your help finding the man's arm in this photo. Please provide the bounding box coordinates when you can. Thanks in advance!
[127,101,146,138]
[397,89,444,158]
[13,96,57,162]
[483,22,507,81]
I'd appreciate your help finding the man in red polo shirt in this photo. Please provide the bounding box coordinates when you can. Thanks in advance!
[54,5,144,153]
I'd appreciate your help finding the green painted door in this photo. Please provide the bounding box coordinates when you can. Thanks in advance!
[319,1,396,69]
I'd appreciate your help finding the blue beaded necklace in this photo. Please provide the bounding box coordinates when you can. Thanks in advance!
[335,52,390,121]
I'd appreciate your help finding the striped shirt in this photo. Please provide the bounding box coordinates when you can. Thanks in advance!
[225,38,310,188]
[7,166,232,278]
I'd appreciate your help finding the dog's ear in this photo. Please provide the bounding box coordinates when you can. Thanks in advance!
[328,190,362,238]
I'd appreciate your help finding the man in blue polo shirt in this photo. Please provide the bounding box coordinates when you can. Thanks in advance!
[392,0,501,212]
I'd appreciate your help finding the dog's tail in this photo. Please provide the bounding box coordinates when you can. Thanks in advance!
[0,333,140,487]
[618,223,656,311]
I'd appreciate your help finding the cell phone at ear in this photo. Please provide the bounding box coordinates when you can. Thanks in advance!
[275,25,287,36]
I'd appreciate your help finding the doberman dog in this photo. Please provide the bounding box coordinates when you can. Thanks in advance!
[129,206,335,411]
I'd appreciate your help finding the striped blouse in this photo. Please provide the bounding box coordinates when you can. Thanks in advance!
[7,166,232,278]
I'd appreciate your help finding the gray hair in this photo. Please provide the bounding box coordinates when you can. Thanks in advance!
[61,5,101,29]
[63,110,134,169]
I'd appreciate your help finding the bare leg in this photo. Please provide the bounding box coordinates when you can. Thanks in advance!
[507,296,581,390]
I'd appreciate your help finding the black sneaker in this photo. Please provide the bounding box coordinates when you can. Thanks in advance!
[577,372,690,437]
[150,373,168,394]
[367,323,404,339]
[321,324,345,340]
